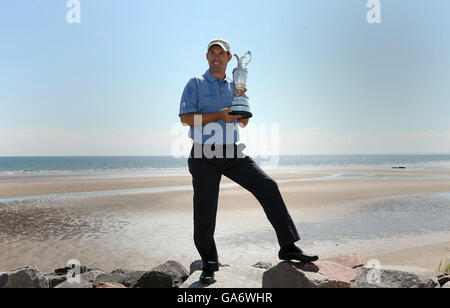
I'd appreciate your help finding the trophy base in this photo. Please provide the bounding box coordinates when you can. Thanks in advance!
[230,96,252,119]
[229,110,253,119]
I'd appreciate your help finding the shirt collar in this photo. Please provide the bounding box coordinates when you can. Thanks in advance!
[204,70,232,84]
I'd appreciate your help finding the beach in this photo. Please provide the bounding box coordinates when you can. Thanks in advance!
[0,167,449,274]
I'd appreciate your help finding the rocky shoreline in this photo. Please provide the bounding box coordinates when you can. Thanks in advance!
[1,255,449,288]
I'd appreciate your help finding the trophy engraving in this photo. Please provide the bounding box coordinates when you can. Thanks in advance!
[229,51,253,119]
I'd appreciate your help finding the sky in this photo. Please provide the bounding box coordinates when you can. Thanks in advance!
[0,0,449,156]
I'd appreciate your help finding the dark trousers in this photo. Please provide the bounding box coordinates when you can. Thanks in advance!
[188,143,300,272]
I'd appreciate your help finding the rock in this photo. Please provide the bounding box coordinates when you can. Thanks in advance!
[95,282,127,288]
[0,273,7,287]
[0,266,49,288]
[130,271,173,288]
[54,266,71,275]
[54,270,105,288]
[324,255,364,269]
[189,260,203,275]
[54,264,88,275]
[252,262,272,270]
[93,268,177,288]
[152,260,190,287]
[93,271,136,287]
[45,264,93,288]
[54,280,93,288]
[44,273,67,288]
[442,282,450,288]
[314,260,358,285]
[351,266,440,288]
[182,266,265,288]
[79,270,106,282]
[189,260,230,275]
[92,261,188,288]
[111,268,133,274]
[123,271,148,286]
[262,261,354,288]
[105,269,150,287]
[438,274,450,287]
[47,263,90,287]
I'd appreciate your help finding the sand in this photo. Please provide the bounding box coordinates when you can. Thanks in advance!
[0,167,449,273]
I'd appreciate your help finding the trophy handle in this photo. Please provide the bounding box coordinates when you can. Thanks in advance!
[234,54,241,67]
[243,51,252,68]
[234,52,252,68]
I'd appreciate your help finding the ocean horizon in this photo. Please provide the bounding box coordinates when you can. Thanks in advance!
[1,154,450,177]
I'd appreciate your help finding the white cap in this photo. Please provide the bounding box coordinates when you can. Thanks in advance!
[207,38,231,53]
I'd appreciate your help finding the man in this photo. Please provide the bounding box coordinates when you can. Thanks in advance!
[179,38,318,284]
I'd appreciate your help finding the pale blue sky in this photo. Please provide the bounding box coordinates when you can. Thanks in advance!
[1,0,449,155]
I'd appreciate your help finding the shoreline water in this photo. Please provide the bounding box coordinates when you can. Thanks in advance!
[1,172,450,203]
[1,154,450,178]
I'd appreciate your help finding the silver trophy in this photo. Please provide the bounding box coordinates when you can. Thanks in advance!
[229,51,252,119]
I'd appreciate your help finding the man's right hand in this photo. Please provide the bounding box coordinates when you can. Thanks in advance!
[218,108,242,123]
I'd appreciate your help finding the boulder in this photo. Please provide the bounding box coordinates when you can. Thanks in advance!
[54,264,88,275]
[313,260,358,285]
[130,271,173,288]
[442,282,450,288]
[262,261,355,288]
[323,255,364,269]
[93,265,182,288]
[262,262,319,288]
[54,266,71,275]
[47,263,93,287]
[54,280,93,288]
[152,260,190,287]
[189,260,230,275]
[109,269,147,284]
[95,282,127,288]
[182,266,265,288]
[351,266,440,288]
[91,261,188,288]
[45,264,92,288]
[54,270,105,288]
[93,271,140,287]
[0,266,49,288]
[44,273,67,288]
[438,274,450,287]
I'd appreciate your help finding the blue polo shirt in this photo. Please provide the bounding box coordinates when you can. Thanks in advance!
[179,70,239,144]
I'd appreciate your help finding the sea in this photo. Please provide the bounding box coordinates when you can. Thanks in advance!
[1,154,449,272]
[0,154,450,178]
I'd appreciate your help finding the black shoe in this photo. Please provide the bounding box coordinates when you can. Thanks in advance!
[199,269,215,284]
[278,245,319,263]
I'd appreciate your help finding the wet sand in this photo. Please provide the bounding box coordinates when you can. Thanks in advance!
[0,168,449,273]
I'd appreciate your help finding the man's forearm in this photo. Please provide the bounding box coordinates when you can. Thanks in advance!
[180,112,220,126]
